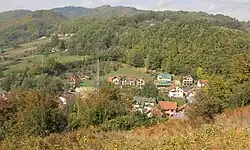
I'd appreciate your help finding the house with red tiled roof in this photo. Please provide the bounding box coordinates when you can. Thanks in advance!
[146,106,163,118]
[197,80,209,88]
[173,104,190,119]
[159,101,178,117]
[177,104,190,112]
[108,76,121,86]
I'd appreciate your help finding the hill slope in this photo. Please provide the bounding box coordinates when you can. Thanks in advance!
[59,13,250,75]
[52,6,242,29]
[0,10,31,24]
[0,10,68,47]
[52,5,146,19]
[51,6,90,19]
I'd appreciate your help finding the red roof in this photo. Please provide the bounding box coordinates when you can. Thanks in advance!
[169,84,178,90]
[151,107,163,117]
[107,76,121,82]
[199,80,209,84]
[107,76,114,82]
[126,77,137,81]
[159,101,177,110]
[177,104,190,112]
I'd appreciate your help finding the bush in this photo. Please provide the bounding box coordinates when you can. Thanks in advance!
[67,85,129,130]
[101,114,166,131]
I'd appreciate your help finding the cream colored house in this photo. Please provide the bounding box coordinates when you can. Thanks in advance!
[168,86,184,98]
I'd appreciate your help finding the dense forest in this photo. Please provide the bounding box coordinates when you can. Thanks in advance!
[1,5,250,48]
[0,10,31,24]
[52,5,144,19]
[58,11,250,76]
[0,10,68,47]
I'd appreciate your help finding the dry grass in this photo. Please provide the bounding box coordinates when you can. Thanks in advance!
[2,107,250,149]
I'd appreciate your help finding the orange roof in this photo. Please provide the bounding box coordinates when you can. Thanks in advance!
[199,80,209,84]
[151,107,163,117]
[169,84,177,90]
[159,101,177,110]
[126,77,137,81]
[107,76,115,82]
[177,104,190,112]
[107,76,121,82]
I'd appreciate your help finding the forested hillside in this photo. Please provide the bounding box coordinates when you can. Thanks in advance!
[59,12,250,76]
[51,6,90,19]
[0,10,31,24]
[52,5,145,19]
[0,6,247,48]
[0,10,68,47]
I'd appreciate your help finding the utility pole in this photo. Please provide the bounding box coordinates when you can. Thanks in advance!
[96,59,100,101]
[41,55,44,67]
[32,45,34,61]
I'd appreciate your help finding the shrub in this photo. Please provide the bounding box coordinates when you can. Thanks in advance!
[101,114,166,131]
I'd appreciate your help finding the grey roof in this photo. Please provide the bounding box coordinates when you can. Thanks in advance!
[133,96,156,107]
[157,73,172,79]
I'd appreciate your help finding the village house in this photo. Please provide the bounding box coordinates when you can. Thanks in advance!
[79,75,90,81]
[0,92,10,101]
[58,92,76,113]
[168,85,185,98]
[146,106,163,118]
[67,76,82,87]
[108,76,121,86]
[124,77,136,86]
[185,90,196,103]
[197,80,209,88]
[174,104,190,119]
[137,78,146,88]
[132,96,156,114]
[181,75,194,86]
[158,101,189,118]
[155,73,173,90]
[159,101,178,117]
[108,76,145,88]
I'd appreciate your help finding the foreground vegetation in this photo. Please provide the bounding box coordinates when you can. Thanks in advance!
[1,106,250,149]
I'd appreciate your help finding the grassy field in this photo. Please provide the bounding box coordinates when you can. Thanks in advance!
[4,54,89,73]
[104,67,152,81]
[4,37,70,58]
[80,66,152,87]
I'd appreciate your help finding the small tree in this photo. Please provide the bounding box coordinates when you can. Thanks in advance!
[14,90,67,136]
[58,40,66,51]
[51,34,59,47]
